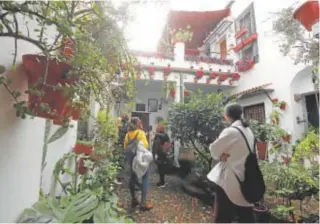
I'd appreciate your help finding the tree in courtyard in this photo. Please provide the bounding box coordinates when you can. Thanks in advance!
[168,91,227,173]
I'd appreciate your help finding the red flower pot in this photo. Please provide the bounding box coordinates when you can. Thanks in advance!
[73,143,93,155]
[22,55,76,120]
[235,27,248,39]
[257,141,268,160]
[280,102,287,110]
[219,74,228,82]
[53,103,81,125]
[184,90,189,97]
[195,69,204,79]
[170,89,176,97]
[282,135,291,143]
[163,65,172,75]
[294,1,319,31]
[210,72,218,79]
[148,66,156,74]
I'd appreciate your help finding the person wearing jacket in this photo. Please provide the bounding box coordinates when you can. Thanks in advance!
[207,104,255,223]
[124,117,153,211]
[152,124,170,187]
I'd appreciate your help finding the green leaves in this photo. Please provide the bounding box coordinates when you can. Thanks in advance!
[48,126,69,144]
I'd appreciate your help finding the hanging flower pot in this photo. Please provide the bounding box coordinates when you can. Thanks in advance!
[272,98,279,103]
[74,141,93,155]
[22,54,76,120]
[61,38,76,59]
[282,134,291,143]
[280,101,287,110]
[195,68,204,79]
[170,89,176,97]
[218,74,228,82]
[148,65,156,74]
[235,27,248,39]
[184,90,189,97]
[257,141,268,160]
[231,73,240,80]
[293,1,319,32]
[210,72,218,79]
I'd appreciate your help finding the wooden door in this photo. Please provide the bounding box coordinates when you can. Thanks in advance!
[220,39,227,59]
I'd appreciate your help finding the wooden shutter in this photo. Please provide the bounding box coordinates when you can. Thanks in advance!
[220,39,227,59]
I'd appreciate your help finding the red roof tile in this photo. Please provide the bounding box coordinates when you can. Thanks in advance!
[158,9,230,51]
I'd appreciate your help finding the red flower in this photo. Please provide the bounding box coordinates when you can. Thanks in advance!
[163,65,172,75]
[170,89,176,97]
[210,72,218,79]
[184,90,189,96]
[219,74,228,81]
[231,73,240,80]
[148,66,156,74]
[195,69,204,79]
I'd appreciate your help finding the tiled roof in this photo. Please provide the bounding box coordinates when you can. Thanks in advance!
[231,83,273,98]
[158,9,230,51]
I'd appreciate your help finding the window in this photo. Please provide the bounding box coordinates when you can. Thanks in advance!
[243,103,265,122]
[235,3,259,62]
[135,103,146,112]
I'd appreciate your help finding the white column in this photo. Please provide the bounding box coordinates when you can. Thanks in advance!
[173,42,185,168]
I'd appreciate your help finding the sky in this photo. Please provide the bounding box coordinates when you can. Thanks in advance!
[116,0,228,51]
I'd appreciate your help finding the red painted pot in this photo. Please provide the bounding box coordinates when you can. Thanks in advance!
[22,54,75,119]
[170,89,176,97]
[282,135,291,143]
[53,104,81,125]
[280,102,287,110]
[257,141,268,160]
[73,143,93,155]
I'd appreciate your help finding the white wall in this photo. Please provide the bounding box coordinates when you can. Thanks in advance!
[218,0,312,142]
[0,18,78,222]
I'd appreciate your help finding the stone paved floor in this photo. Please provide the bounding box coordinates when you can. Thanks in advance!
[117,165,214,223]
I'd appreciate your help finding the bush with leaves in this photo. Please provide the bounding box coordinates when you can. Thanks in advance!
[168,91,226,173]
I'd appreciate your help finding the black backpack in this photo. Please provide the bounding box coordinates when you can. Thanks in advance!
[232,126,266,203]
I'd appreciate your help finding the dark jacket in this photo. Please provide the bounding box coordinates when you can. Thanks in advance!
[152,132,170,161]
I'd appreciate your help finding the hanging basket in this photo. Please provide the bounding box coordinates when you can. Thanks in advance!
[22,54,75,120]
[53,103,81,125]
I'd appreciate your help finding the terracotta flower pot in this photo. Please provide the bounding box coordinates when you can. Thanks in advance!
[282,135,291,143]
[170,89,176,97]
[73,143,93,155]
[280,102,287,110]
[22,54,76,120]
[257,141,268,160]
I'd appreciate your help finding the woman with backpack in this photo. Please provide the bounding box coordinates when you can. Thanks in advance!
[152,124,171,188]
[124,117,153,211]
[207,104,256,223]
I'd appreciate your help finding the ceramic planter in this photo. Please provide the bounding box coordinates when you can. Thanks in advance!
[73,143,93,155]
[22,54,75,120]
[282,135,291,143]
[257,141,268,160]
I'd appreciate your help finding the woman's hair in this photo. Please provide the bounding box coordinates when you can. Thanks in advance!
[225,104,249,127]
[128,117,143,131]
[156,124,165,133]
[121,114,129,121]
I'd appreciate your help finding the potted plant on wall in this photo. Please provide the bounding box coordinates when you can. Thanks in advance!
[270,109,280,124]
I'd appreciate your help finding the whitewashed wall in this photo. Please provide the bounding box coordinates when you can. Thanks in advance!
[0,17,78,222]
[217,0,313,142]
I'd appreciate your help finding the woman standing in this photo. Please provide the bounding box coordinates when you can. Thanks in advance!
[124,117,153,211]
[207,104,255,223]
[152,124,171,187]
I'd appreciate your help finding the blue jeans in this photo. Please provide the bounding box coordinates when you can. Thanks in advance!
[129,169,149,202]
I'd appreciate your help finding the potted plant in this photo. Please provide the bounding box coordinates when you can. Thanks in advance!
[74,140,93,155]
[22,54,76,120]
[249,120,272,160]
[270,109,280,124]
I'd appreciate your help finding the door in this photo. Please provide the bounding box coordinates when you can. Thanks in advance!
[220,39,227,59]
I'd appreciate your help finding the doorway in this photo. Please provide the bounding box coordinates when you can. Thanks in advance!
[305,93,319,128]
[131,111,150,141]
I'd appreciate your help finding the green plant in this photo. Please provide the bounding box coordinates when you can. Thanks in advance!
[168,90,226,173]
[76,140,93,147]
[249,120,273,142]
[171,25,193,43]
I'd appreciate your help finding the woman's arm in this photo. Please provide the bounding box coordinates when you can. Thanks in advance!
[209,128,236,160]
